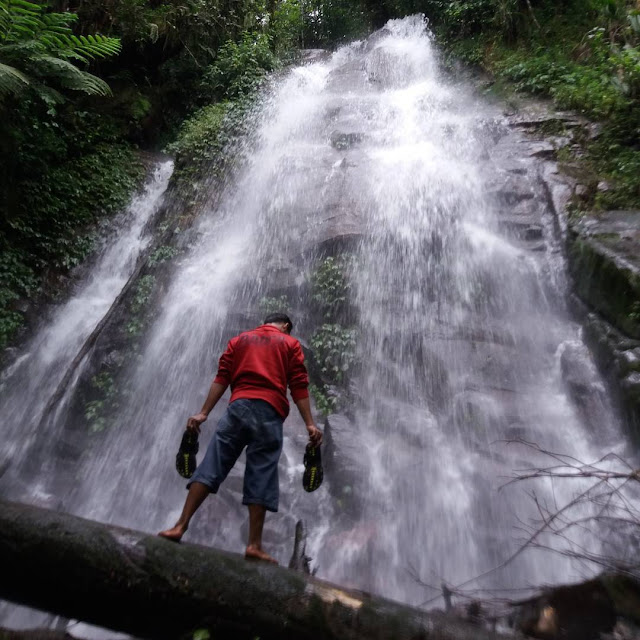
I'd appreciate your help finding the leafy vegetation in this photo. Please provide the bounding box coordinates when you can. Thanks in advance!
[310,323,357,384]
[308,256,357,416]
[259,295,290,316]
[2,0,367,352]
[0,1,139,350]
[4,0,640,354]
[310,255,351,320]
[0,0,121,103]
[404,0,640,211]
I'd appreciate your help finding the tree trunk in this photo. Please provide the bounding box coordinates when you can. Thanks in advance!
[0,500,504,640]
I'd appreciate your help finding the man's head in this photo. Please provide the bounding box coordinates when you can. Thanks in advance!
[264,312,293,335]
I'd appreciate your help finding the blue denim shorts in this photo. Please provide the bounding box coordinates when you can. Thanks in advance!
[187,399,284,512]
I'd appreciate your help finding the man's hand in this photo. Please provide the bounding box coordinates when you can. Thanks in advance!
[306,424,323,447]
[186,412,208,435]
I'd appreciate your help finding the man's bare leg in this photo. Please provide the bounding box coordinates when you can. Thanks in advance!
[158,481,210,541]
[245,504,277,563]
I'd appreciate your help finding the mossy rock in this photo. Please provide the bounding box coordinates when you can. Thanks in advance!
[568,211,640,339]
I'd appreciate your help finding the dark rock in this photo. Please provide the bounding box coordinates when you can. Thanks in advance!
[330,129,364,150]
[288,520,312,575]
[575,184,589,199]
[323,413,362,514]
[363,27,392,52]
[601,573,640,626]
[524,225,544,240]
[616,348,640,374]
[560,342,612,433]
[621,371,640,403]
[568,211,640,339]
[325,59,368,92]
[582,313,640,442]
[515,578,616,640]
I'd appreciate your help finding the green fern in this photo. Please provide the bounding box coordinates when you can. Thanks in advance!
[0,0,121,102]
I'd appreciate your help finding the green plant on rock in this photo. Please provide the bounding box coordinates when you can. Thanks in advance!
[199,31,277,102]
[149,245,179,265]
[85,371,117,433]
[309,382,338,416]
[130,275,155,314]
[125,274,156,337]
[0,0,121,105]
[259,295,289,316]
[310,323,357,385]
[311,256,351,320]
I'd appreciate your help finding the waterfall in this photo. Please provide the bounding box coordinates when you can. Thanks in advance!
[0,16,632,629]
[0,160,173,493]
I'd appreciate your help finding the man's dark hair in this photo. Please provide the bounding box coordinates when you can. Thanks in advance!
[264,313,293,330]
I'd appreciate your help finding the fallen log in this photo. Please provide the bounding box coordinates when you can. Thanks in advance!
[0,501,503,640]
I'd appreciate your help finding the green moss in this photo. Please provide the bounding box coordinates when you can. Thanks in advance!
[569,234,640,338]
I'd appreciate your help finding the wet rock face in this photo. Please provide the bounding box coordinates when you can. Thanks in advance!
[324,413,362,515]
[515,579,617,640]
[568,211,640,340]
[582,312,640,442]
[560,342,614,434]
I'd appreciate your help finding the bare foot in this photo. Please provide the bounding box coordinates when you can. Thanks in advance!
[158,524,187,542]
[245,545,278,564]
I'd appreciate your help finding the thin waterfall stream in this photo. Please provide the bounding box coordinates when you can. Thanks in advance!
[0,16,634,631]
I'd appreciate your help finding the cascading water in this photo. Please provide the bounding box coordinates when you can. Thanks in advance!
[0,159,173,630]
[0,16,633,630]
[0,160,173,491]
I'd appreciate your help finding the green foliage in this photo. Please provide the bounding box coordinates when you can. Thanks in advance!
[311,256,351,320]
[130,275,155,314]
[166,101,230,191]
[192,630,211,640]
[85,371,117,433]
[259,295,289,316]
[200,32,277,102]
[0,0,121,103]
[430,0,640,211]
[0,99,143,349]
[149,245,179,265]
[167,96,255,193]
[125,274,156,336]
[310,323,357,384]
[270,0,305,53]
[303,0,371,44]
[309,382,338,416]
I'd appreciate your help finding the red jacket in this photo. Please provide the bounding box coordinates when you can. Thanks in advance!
[214,324,309,418]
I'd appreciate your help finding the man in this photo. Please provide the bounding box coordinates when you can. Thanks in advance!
[159,313,322,564]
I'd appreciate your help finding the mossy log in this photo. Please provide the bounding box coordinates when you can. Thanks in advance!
[0,501,503,640]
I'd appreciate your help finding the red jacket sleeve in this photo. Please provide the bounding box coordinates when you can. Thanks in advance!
[288,340,309,401]
[213,340,234,387]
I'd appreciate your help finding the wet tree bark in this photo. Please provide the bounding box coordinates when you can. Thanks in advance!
[0,500,504,640]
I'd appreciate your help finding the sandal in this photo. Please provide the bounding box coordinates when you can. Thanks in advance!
[176,430,199,479]
[302,443,323,492]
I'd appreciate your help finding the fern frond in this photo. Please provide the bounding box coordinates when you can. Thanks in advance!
[0,0,118,103]
[31,54,112,95]
[0,59,29,96]
[30,79,63,105]
[66,33,121,60]
[0,0,43,43]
